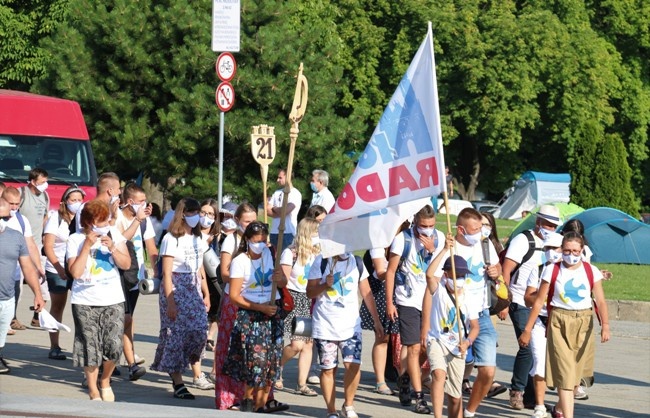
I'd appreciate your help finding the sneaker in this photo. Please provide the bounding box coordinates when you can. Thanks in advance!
[551,405,564,418]
[0,356,10,374]
[574,385,589,400]
[340,404,358,418]
[307,366,320,384]
[532,405,548,418]
[193,372,215,390]
[134,354,145,365]
[509,389,524,410]
[129,364,146,381]
[206,372,217,384]
[397,373,412,406]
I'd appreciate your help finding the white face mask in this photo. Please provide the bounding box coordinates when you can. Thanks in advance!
[10,210,17,217]
[130,201,145,214]
[200,216,215,228]
[562,253,581,266]
[463,230,482,246]
[248,241,266,255]
[92,225,110,236]
[0,219,6,233]
[67,201,83,214]
[545,249,562,264]
[481,226,492,239]
[221,218,237,230]
[443,276,465,291]
[539,227,552,239]
[185,214,200,228]
[109,194,120,205]
[34,182,48,193]
[417,226,435,237]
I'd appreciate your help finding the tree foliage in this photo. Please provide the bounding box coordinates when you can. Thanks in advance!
[28,0,650,212]
[0,0,68,89]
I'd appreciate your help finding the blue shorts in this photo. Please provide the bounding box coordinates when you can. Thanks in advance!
[46,271,71,294]
[315,332,363,370]
[472,309,498,367]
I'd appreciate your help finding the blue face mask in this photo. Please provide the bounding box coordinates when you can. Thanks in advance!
[310,182,318,193]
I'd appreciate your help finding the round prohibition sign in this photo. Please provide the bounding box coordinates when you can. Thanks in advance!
[216,52,237,82]
[215,82,235,112]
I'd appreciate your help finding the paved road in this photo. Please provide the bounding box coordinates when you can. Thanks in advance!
[1,292,648,417]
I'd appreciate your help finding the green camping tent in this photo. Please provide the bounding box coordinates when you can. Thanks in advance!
[505,202,585,244]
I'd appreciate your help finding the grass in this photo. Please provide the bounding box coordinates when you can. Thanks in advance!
[435,214,650,302]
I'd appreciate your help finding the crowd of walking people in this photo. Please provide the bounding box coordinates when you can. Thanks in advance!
[0,167,610,418]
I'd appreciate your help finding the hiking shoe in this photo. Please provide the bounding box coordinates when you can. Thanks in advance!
[129,364,146,381]
[193,372,215,390]
[340,404,358,418]
[532,405,548,418]
[509,389,524,410]
[0,357,10,374]
[574,385,588,400]
[397,373,412,406]
[414,398,432,414]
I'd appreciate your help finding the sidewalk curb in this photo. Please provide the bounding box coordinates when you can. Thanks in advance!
[606,299,650,323]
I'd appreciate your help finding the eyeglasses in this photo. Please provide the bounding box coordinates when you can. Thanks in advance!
[200,210,215,219]
[0,215,11,222]
[248,222,269,234]
[562,249,582,256]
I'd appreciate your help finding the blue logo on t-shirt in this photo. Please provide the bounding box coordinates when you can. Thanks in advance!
[561,278,587,303]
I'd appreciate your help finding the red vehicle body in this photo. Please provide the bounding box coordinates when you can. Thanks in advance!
[0,90,97,209]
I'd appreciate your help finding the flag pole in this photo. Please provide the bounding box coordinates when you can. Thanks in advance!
[269,63,308,306]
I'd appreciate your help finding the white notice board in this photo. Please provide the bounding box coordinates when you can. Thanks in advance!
[212,0,240,52]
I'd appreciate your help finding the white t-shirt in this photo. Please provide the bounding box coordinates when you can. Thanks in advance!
[280,247,316,293]
[435,240,498,311]
[426,284,479,356]
[369,247,388,280]
[390,228,446,310]
[310,187,335,213]
[43,211,72,273]
[220,233,243,295]
[7,213,34,281]
[66,228,127,306]
[505,231,544,306]
[525,264,549,317]
[160,233,208,274]
[268,187,302,235]
[229,249,278,304]
[307,253,369,341]
[116,214,156,281]
[541,262,602,311]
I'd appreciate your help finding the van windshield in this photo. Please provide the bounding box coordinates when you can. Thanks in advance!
[0,135,96,186]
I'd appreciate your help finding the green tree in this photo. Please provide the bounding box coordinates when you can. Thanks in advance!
[0,0,68,89]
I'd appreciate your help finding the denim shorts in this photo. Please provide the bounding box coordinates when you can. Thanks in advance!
[472,309,498,367]
[46,271,71,294]
[315,332,363,370]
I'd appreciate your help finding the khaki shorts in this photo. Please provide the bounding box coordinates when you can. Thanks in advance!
[545,307,595,390]
[426,338,464,399]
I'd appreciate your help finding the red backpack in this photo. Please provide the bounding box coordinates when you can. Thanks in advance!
[546,261,601,326]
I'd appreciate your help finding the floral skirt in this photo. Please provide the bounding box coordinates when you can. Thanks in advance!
[151,272,207,373]
[214,294,243,409]
[223,305,284,388]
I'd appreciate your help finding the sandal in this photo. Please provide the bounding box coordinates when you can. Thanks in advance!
[173,384,195,400]
[205,339,215,351]
[10,319,26,330]
[462,379,472,396]
[297,384,318,397]
[374,382,394,395]
[273,378,284,390]
[414,398,432,414]
[6,328,15,336]
[486,381,507,398]
[48,347,67,360]
[263,399,290,413]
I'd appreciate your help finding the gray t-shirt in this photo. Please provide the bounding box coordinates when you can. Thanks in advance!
[20,187,49,249]
[0,229,29,301]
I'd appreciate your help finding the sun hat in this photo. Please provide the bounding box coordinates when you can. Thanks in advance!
[537,204,562,226]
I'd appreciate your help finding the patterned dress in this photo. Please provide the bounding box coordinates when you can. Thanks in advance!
[151,271,207,373]
[214,294,243,409]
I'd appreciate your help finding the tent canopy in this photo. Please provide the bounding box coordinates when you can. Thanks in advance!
[494,171,571,220]
[505,202,585,245]
[567,207,650,265]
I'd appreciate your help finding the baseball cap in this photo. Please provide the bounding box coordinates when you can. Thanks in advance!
[443,255,472,277]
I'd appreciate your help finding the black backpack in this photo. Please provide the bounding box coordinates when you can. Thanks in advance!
[108,231,140,288]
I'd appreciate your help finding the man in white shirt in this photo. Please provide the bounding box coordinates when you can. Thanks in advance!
[267,169,301,253]
[309,170,335,213]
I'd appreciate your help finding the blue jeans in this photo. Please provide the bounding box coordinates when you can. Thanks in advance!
[509,302,534,396]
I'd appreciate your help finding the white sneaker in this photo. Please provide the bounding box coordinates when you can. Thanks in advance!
[307,367,320,384]
[574,385,588,400]
[134,354,145,365]
[532,405,548,418]
[193,372,215,390]
[340,405,358,418]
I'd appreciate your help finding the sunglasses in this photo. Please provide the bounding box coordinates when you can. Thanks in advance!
[248,222,269,234]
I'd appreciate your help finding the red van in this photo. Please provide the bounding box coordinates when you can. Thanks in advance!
[0,90,97,208]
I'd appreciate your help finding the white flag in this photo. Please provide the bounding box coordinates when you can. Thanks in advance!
[320,23,446,257]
